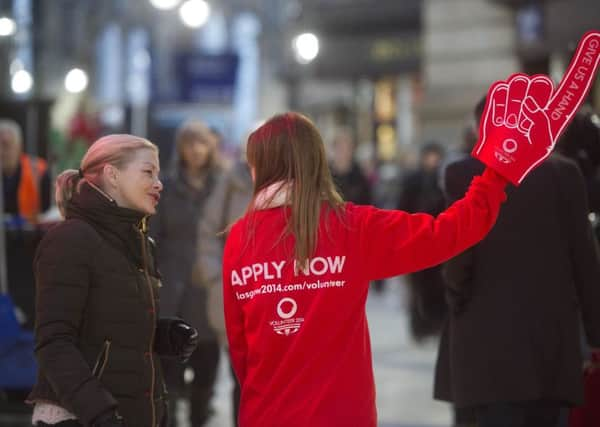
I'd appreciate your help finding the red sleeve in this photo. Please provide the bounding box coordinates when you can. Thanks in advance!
[359,168,507,280]
[222,223,248,385]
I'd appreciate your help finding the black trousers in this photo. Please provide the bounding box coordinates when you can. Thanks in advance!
[475,400,562,427]
[407,266,447,341]
[162,339,221,427]
[229,358,241,426]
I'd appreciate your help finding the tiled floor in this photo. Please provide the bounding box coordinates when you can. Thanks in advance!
[197,278,452,427]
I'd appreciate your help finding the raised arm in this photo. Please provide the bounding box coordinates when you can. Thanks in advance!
[360,168,507,280]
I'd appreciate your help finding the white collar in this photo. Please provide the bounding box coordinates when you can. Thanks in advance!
[253,181,292,210]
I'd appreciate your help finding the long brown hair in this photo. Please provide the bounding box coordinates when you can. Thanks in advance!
[246,112,343,267]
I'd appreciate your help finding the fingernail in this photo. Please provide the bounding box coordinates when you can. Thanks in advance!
[507,114,517,125]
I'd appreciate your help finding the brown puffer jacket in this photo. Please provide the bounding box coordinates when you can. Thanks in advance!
[27,182,176,427]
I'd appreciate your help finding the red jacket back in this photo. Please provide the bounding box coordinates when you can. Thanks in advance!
[223,169,506,427]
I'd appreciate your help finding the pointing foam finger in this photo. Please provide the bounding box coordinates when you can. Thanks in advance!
[546,31,600,140]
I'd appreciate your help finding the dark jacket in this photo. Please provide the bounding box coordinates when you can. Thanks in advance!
[434,155,600,407]
[150,166,219,341]
[331,162,371,205]
[396,168,445,215]
[27,182,178,427]
[397,168,447,340]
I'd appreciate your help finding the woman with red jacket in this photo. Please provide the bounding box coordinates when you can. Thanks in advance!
[222,111,507,427]
[222,80,569,426]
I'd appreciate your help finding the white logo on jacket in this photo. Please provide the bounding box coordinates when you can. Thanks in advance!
[270,297,304,336]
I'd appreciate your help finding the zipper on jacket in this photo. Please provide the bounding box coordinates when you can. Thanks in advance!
[92,340,111,379]
[139,220,157,427]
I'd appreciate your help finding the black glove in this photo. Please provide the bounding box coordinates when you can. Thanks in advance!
[92,410,125,427]
[155,318,199,362]
[170,320,199,362]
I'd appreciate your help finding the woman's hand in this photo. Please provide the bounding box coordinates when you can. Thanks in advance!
[169,320,199,363]
[154,317,199,362]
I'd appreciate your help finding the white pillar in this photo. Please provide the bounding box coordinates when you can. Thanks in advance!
[231,12,261,144]
[127,28,151,137]
[396,76,414,149]
[95,23,125,128]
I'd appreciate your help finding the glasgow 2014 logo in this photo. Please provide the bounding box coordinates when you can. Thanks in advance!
[270,297,304,336]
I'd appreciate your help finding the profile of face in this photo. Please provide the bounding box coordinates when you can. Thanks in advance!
[0,130,21,173]
[105,148,163,215]
[422,151,442,172]
[332,134,354,171]
[180,139,211,171]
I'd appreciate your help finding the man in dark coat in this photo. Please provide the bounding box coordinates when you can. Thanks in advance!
[329,128,371,206]
[434,101,600,427]
[397,142,447,341]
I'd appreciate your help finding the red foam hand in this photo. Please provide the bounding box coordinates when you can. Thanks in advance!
[473,30,600,185]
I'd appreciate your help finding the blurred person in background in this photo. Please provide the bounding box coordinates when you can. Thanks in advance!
[329,128,371,206]
[1,119,51,224]
[28,134,198,427]
[150,120,223,427]
[194,147,254,426]
[397,142,445,214]
[434,98,600,427]
[208,126,232,170]
[1,119,52,330]
[396,142,447,341]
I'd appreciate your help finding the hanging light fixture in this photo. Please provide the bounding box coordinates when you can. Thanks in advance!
[293,32,320,64]
[11,69,33,94]
[65,68,89,93]
[179,0,210,28]
[0,16,15,36]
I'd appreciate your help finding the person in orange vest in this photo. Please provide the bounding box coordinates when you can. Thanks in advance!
[1,119,50,224]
